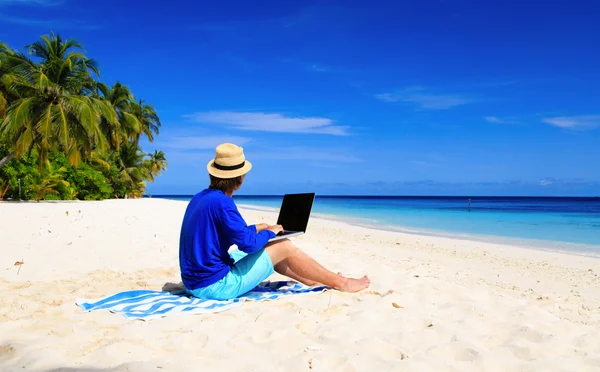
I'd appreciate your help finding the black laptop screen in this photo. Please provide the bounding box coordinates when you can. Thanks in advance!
[276,193,315,232]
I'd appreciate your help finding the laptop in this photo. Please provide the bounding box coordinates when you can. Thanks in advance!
[268,193,316,242]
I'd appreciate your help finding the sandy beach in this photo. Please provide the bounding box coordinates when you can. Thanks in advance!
[1,198,599,371]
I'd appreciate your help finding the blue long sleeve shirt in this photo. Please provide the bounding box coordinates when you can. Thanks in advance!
[179,188,276,290]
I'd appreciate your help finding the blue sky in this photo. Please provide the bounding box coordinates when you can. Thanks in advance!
[1,0,599,196]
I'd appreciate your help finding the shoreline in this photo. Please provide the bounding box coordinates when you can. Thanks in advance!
[237,202,600,259]
[1,198,600,370]
[3,197,598,258]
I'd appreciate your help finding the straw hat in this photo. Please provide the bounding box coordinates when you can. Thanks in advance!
[206,143,253,178]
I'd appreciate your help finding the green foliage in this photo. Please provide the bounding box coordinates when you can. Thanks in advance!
[0,146,164,201]
[46,151,112,200]
[29,160,70,201]
[0,33,167,201]
[66,162,113,200]
[0,149,42,200]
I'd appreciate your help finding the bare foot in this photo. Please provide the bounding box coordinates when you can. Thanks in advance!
[338,275,370,293]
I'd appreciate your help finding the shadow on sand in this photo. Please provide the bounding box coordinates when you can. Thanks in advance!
[161,281,185,293]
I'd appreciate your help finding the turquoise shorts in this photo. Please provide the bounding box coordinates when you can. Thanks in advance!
[186,248,274,300]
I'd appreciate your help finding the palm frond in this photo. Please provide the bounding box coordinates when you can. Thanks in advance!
[92,97,118,125]
[96,81,110,98]
[36,103,53,150]
[3,97,34,135]
[66,141,83,166]
[14,126,34,156]
[0,93,6,118]
[27,40,51,60]
[63,96,96,134]
[88,152,111,171]
[0,42,11,54]
[55,102,69,147]
[121,111,141,136]
[36,71,51,91]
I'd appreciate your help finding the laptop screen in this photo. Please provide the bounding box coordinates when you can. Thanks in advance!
[276,193,315,232]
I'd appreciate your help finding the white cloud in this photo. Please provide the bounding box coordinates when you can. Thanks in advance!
[484,116,503,123]
[308,64,328,73]
[407,160,439,167]
[542,115,600,129]
[540,179,553,186]
[484,116,518,124]
[0,15,99,29]
[163,145,361,168]
[186,111,349,135]
[161,135,252,150]
[376,87,471,110]
[0,0,62,5]
[252,147,361,163]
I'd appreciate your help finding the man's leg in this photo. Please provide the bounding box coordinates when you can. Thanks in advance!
[265,239,370,292]
[273,261,321,287]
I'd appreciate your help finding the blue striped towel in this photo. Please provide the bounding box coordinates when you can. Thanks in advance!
[76,281,329,321]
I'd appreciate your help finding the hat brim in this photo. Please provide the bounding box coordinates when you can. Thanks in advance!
[207,159,252,178]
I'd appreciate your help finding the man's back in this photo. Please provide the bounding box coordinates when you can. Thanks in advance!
[179,188,235,290]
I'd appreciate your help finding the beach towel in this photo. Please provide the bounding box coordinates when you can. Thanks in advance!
[76,281,329,321]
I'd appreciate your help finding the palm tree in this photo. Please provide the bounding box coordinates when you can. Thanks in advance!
[0,42,21,167]
[0,33,118,169]
[0,181,8,200]
[98,83,161,154]
[98,82,140,149]
[0,42,9,119]
[129,99,161,143]
[99,83,162,196]
[26,32,100,95]
[1,35,167,201]
[144,150,167,182]
[0,89,5,123]
[116,141,148,195]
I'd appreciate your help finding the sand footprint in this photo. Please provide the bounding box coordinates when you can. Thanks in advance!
[506,344,535,361]
[295,320,322,336]
[163,332,208,352]
[317,326,356,344]
[573,333,599,349]
[226,328,289,348]
[351,337,409,361]
[0,343,16,362]
[250,328,289,344]
[426,342,481,362]
[482,331,513,348]
[584,357,600,369]
[314,355,354,372]
[516,325,554,343]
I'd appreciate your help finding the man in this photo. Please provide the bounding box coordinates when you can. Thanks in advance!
[179,143,370,300]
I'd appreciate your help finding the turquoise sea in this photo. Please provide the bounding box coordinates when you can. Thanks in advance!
[158,195,600,255]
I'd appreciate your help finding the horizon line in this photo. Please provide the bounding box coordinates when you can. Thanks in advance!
[146,194,600,199]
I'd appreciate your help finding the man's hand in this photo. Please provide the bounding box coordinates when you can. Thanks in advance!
[267,224,284,235]
[255,223,269,233]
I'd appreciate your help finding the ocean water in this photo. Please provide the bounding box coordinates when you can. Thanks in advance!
[159,195,600,254]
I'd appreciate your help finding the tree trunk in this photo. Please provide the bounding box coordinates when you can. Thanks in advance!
[0,152,16,168]
[0,184,8,201]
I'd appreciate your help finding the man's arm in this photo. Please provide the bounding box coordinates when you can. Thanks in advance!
[218,202,276,254]
[255,223,269,233]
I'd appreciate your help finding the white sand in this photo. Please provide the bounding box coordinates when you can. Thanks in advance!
[1,198,599,371]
